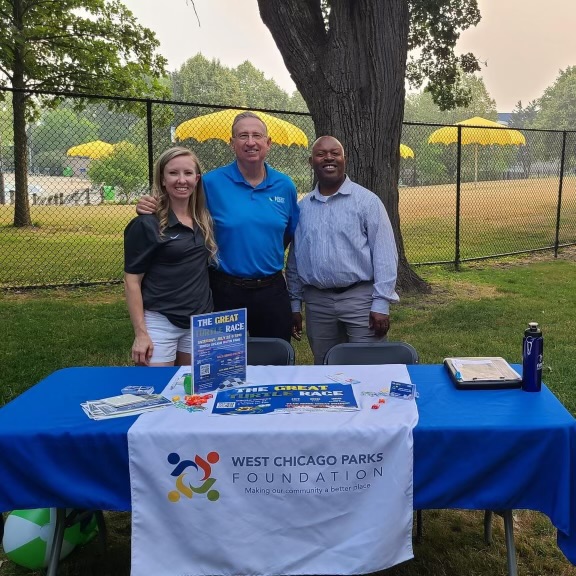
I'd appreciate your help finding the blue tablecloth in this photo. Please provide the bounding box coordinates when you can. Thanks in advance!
[0,365,574,563]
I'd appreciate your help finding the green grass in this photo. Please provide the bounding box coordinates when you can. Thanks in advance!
[1,253,576,575]
[0,205,134,287]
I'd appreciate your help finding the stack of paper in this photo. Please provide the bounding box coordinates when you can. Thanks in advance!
[81,393,172,420]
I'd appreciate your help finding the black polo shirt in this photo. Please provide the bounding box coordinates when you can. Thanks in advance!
[124,212,213,328]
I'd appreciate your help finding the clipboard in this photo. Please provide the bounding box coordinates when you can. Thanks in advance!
[443,357,522,390]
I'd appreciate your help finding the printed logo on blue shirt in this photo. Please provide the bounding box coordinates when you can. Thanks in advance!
[269,196,285,204]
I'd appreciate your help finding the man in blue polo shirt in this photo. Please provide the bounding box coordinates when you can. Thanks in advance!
[136,112,299,342]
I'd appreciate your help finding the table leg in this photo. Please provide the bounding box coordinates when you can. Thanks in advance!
[502,510,518,576]
[483,510,517,576]
[46,508,66,576]
[415,510,423,542]
[484,510,493,544]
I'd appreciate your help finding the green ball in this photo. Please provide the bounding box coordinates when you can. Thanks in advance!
[2,508,86,569]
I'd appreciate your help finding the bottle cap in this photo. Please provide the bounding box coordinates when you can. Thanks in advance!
[528,322,539,330]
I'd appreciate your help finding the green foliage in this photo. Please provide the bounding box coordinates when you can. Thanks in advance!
[88,142,148,202]
[0,0,168,226]
[29,109,99,156]
[404,74,496,124]
[34,150,67,176]
[414,152,449,186]
[509,100,540,129]
[234,61,291,110]
[507,101,541,176]
[406,0,482,109]
[532,66,576,131]
[0,0,168,98]
[78,103,145,145]
[288,92,309,113]
[171,54,244,108]
[170,53,305,112]
[0,95,13,144]
[518,68,576,169]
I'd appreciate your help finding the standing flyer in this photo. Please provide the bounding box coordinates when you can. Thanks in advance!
[191,308,247,394]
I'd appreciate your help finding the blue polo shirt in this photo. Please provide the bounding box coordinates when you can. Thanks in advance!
[204,161,299,278]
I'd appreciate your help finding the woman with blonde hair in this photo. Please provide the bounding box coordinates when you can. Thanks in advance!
[124,147,217,366]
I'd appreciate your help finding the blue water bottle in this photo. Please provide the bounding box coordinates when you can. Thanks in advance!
[522,322,543,392]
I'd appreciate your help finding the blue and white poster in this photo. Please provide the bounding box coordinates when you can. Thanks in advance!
[190,308,247,394]
[212,383,359,415]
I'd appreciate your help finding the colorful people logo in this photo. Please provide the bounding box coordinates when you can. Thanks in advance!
[167,451,220,503]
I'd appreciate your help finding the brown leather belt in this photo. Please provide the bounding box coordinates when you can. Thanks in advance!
[210,269,283,289]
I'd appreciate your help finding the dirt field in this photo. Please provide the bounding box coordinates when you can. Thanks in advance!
[399,176,576,222]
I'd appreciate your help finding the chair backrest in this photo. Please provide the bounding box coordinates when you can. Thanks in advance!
[323,341,419,365]
[247,337,295,366]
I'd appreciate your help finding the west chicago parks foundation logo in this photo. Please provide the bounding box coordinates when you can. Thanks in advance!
[167,451,220,503]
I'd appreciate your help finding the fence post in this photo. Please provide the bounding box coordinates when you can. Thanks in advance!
[454,125,462,270]
[554,131,567,258]
[86,188,91,206]
[146,100,154,190]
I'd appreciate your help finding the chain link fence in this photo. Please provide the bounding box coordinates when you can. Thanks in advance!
[400,122,576,266]
[1,88,575,288]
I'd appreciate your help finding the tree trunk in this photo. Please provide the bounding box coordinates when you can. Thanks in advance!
[258,0,429,293]
[12,0,32,227]
[12,90,31,226]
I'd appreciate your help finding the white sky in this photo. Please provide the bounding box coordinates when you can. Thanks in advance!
[122,0,576,112]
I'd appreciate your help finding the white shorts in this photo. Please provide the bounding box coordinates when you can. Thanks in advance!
[144,310,191,364]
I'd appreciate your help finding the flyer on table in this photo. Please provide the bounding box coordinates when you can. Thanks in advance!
[191,308,247,394]
[212,382,359,415]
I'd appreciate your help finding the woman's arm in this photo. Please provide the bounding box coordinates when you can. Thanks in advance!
[124,272,154,365]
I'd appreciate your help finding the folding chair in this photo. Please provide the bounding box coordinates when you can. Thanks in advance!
[323,341,423,539]
[323,341,419,366]
[247,337,295,366]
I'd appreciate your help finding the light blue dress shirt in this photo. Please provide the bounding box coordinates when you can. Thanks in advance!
[286,176,399,314]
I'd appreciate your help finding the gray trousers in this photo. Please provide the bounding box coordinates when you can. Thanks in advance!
[303,282,384,364]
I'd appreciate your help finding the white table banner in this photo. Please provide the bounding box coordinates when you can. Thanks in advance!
[129,365,418,576]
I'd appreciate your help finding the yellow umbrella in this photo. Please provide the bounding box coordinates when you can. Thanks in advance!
[428,116,525,182]
[175,109,308,147]
[400,144,414,159]
[66,140,115,160]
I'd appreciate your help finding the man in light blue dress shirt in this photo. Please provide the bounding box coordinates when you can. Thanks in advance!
[286,136,399,364]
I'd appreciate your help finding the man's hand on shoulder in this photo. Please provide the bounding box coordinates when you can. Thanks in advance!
[136,195,158,215]
[369,312,390,338]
